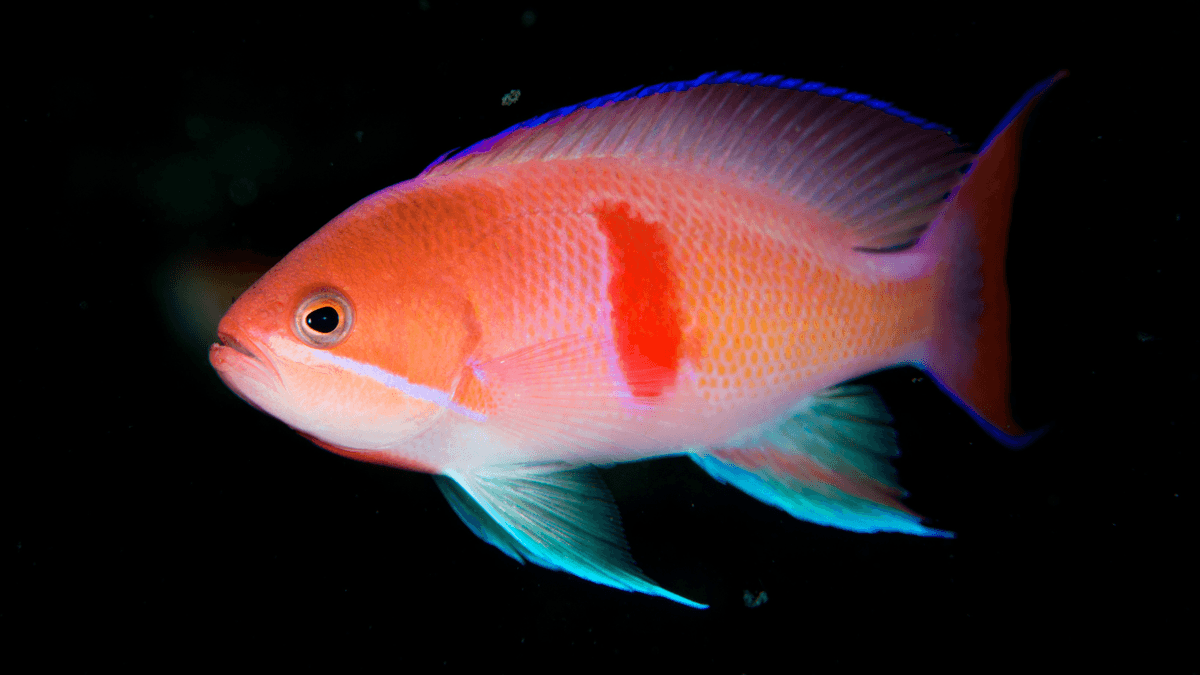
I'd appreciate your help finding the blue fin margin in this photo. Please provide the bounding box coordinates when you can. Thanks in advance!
[424,70,954,172]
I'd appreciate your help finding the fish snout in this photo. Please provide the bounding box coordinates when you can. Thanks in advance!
[215,330,260,362]
[210,325,283,390]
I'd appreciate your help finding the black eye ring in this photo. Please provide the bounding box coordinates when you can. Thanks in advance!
[293,290,354,348]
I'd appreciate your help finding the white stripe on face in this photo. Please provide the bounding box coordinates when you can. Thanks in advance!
[268,335,487,422]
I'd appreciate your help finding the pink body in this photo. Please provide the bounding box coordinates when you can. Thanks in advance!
[209,72,1063,606]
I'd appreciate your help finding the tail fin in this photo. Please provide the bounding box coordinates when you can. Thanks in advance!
[921,71,1067,448]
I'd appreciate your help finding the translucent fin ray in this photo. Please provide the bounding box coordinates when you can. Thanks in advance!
[436,464,707,608]
[692,385,952,537]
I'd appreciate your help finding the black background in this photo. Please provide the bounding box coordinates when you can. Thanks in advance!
[10,4,1191,670]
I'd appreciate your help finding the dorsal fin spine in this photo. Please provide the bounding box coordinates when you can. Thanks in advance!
[422,70,956,174]
[417,71,964,253]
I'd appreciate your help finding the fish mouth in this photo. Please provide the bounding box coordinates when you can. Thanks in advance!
[210,327,283,390]
[217,331,259,361]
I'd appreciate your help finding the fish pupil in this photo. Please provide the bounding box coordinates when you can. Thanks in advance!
[306,306,340,333]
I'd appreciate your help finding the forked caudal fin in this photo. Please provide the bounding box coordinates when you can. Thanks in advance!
[919,71,1067,448]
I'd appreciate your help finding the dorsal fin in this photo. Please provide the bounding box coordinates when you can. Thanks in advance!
[420,71,970,251]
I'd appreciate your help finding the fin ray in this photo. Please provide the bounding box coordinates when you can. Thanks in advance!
[921,71,1067,446]
[467,334,697,461]
[436,464,707,608]
[421,72,968,253]
[692,385,952,537]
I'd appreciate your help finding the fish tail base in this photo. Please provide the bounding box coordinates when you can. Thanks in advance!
[921,71,1067,447]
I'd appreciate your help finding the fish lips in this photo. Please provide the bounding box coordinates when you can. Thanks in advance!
[209,327,283,410]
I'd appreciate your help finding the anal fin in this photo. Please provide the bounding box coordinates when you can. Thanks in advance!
[691,385,953,537]
[433,464,707,608]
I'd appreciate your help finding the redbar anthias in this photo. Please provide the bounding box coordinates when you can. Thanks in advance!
[211,71,1065,607]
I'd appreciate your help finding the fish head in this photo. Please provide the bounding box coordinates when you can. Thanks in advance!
[208,199,481,466]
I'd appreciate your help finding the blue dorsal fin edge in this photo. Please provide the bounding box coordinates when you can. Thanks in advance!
[423,70,955,173]
[979,70,1069,151]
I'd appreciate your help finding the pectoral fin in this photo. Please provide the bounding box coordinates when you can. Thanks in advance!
[433,464,707,608]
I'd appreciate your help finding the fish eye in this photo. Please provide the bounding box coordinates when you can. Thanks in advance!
[293,290,354,348]
[306,306,339,333]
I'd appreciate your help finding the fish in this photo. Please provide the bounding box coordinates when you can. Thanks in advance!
[209,70,1065,608]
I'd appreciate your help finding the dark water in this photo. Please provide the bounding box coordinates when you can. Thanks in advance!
[12,5,1190,670]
